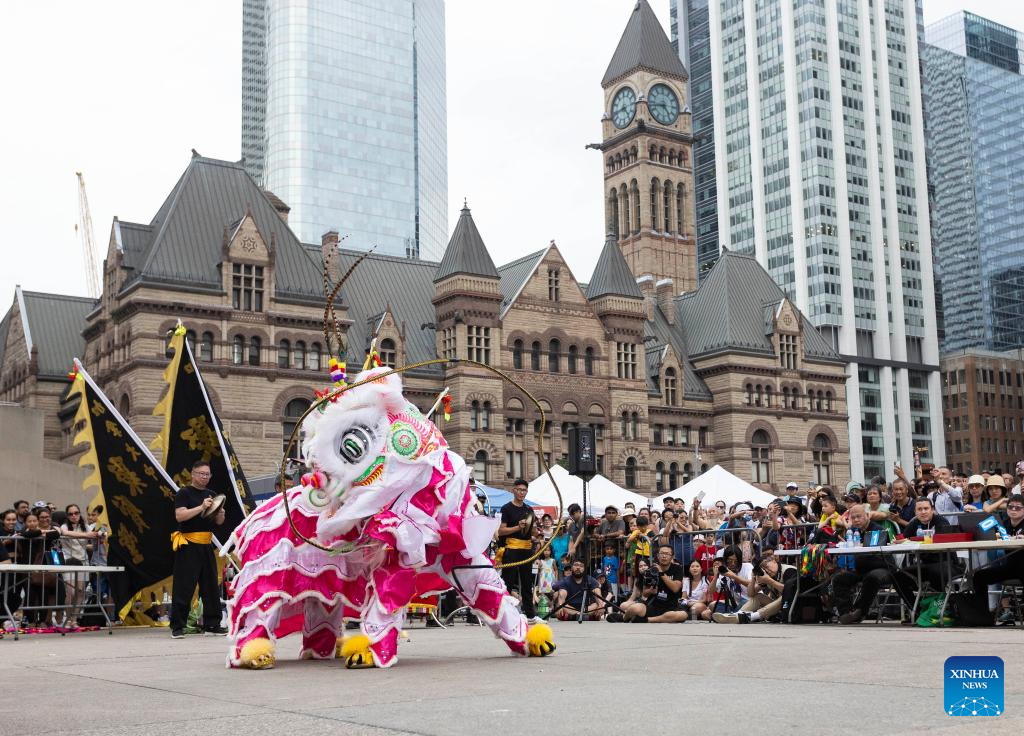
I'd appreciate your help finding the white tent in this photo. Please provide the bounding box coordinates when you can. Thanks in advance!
[527,465,650,515]
[653,464,777,508]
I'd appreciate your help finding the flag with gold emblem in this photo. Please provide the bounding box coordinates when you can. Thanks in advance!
[67,360,179,619]
[152,324,251,544]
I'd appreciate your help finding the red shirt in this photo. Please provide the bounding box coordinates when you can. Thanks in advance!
[695,543,717,574]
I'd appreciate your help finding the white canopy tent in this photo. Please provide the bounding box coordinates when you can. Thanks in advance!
[527,465,650,515]
[653,465,778,508]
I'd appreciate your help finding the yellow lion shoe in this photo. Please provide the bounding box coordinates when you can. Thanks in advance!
[339,633,375,669]
[525,623,556,657]
[238,638,276,670]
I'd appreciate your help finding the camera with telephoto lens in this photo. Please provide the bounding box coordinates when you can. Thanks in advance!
[641,568,660,589]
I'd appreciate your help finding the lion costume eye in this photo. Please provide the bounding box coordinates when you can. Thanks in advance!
[339,426,373,463]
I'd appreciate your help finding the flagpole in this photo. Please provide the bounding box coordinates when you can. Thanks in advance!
[426,386,450,420]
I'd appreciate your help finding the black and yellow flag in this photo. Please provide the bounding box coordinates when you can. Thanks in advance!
[152,324,250,543]
[68,361,179,619]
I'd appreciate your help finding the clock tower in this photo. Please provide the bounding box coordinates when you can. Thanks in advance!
[600,0,695,294]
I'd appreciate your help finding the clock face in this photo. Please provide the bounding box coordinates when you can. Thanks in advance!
[648,83,680,125]
[611,87,637,129]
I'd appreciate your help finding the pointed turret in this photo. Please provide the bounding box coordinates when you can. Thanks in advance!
[434,204,499,282]
[602,0,688,87]
[588,234,644,300]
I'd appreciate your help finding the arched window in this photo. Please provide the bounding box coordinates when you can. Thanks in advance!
[683,462,693,484]
[185,330,197,353]
[631,180,640,234]
[513,339,524,370]
[481,401,491,431]
[531,341,541,371]
[379,338,397,368]
[473,450,489,483]
[659,147,667,163]
[585,347,595,375]
[781,386,790,409]
[813,433,832,485]
[470,400,480,431]
[293,340,306,370]
[608,189,619,238]
[754,384,763,407]
[621,187,631,235]
[663,181,673,233]
[232,335,244,365]
[751,429,771,484]
[655,462,665,492]
[676,184,685,234]
[650,178,660,230]
[200,332,214,362]
[624,456,637,489]
[548,339,560,373]
[248,336,261,366]
[278,339,290,369]
[282,398,310,453]
[701,463,708,474]
[765,386,774,408]
[745,383,753,405]
[630,412,639,439]
[309,343,321,371]
[806,389,814,411]
[664,367,677,405]
[620,411,629,439]
[669,462,679,489]
[119,393,130,418]
[567,345,578,374]
[815,390,824,412]
[791,389,800,410]
[825,390,833,412]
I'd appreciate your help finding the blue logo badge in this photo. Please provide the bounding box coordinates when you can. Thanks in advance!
[945,656,1003,716]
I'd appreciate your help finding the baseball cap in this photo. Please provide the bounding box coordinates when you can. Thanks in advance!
[32,501,48,510]
[967,474,985,486]
[786,482,799,490]
[845,481,865,493]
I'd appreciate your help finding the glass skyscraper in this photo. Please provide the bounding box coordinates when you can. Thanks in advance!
[923,12,1024,352]
[678,0,944,481]
[670,0,719,282]
[241,0,447,260]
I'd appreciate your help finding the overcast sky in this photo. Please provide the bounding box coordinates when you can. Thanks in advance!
[1,0,1020,305]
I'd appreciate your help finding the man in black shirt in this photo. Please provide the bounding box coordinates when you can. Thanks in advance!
[170,460,227,638]
[497,478,540,623]
[970,494,1024,614]
[834,505,914,624]
[552,559,603,620]
[621,544,686,623]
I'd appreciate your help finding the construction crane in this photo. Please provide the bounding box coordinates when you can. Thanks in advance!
[75,171,101,298]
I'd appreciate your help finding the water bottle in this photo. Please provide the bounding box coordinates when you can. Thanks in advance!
[844,530,854,548]
[853,530,861,547]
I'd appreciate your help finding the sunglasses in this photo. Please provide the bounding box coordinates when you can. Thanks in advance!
[1008,505,1024,511]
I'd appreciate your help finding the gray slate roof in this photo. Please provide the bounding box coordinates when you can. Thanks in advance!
[334,249,441,374]
[498,248,547,313]
[115,220,154,272]
[586,237,644,300]
[433,205,499,282]
[603,0,689,86]
[20,291,95,378]
[676,251,840,362]
[123,155,323,301]
[645,305,712,400]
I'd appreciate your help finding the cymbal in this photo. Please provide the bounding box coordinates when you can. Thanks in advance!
[201,494,227,518]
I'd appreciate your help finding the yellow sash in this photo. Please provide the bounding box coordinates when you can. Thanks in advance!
[171,531,213,551]
[505,538,533,550]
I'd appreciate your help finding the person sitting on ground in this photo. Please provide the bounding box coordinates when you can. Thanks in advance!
[714,553,795,624]
[617,545,687,623]
[700,544,753,620]
[551,559,603,621]
[832,505,911,625]
[679,559,708,620]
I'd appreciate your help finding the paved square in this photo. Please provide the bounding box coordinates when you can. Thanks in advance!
[1,622,1019,736]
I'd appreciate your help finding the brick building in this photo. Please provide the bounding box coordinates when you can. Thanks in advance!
[940,349,1024,474]
[0,3,850,497]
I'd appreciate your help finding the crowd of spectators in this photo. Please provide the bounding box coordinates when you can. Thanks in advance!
[495,464,1024,627]
[0,500,109,630]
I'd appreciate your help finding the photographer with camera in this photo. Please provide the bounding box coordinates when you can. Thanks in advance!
[700,544,752,620]
[616,544,687,623]
[713,552,795,624]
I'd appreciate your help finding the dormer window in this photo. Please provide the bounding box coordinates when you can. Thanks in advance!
[232,263,264,312]
[779,333,798,370]
[379,338,397,368]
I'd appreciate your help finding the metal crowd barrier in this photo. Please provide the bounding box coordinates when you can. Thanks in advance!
[1,535,124,640]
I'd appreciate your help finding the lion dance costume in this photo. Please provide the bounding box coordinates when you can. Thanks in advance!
[226,366,555,668]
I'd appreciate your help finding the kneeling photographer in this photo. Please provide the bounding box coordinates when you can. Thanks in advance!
[713,553,795,624]
[615,544,687,623]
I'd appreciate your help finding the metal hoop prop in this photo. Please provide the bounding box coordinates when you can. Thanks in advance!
[277,357,564,569]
